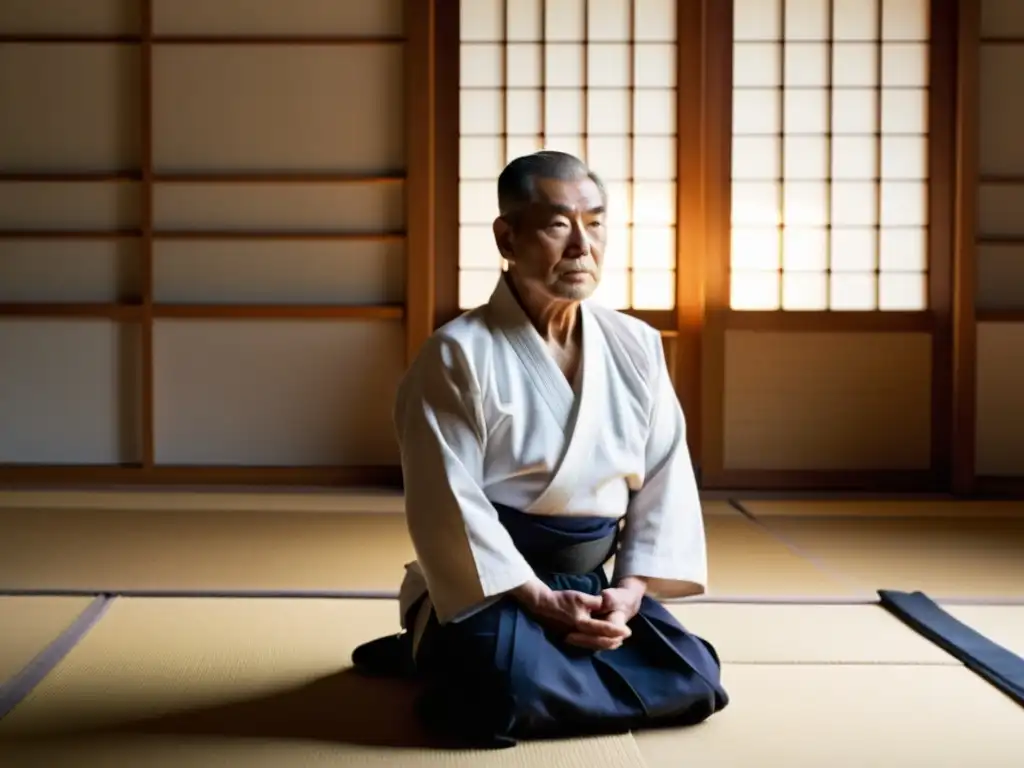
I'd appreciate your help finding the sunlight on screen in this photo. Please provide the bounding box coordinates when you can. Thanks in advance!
[731,271,780,310]
[593,269,631,309]
[632,270,675,309]
[729,0,930,311]
[459,269,501,310]
[457,0,679,312]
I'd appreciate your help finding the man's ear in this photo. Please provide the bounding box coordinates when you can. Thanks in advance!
[493,216,515,262]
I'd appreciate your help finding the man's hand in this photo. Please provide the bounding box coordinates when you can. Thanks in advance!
[599,576,648,624]
[511,579,631,651]
[563,576,648,650]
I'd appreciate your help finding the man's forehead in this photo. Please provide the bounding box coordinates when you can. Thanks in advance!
[531,176,604,211]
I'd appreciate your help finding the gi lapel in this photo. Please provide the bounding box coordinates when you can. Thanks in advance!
[488,276,575,428]
[486,277,608,514]
[527,300,607,515]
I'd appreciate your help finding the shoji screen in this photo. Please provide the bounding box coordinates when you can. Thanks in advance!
[729,0,930,312]
[458,0,679,312]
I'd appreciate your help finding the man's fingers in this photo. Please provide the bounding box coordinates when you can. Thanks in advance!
[601,589,638,615]
[564,632,624,651]
[603,610,629,627]
[575,615,632,639]
[571,591,605,611]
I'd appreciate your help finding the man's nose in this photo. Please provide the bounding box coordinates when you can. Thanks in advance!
[568,223,591,255]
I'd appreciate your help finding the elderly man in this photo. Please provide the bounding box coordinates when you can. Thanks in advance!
[352,151,728,747]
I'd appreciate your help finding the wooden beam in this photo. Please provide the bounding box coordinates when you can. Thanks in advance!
[4,230,402,243]
[432,0,461,330]
[952,0,981,494]
[978,175,1024,184]
[0,231,140,240]
[976,310,1024,323]
[151,35,406,45]
[973,476,1024,498]
[718,309,935,333]
[0,35,140,43]
[0,172,141,182]
[153,173,405,184]
[0,173,405,184]
[703,469,940,493]
[977,236,1024,246]
[152,305,404,320]
[0,35,406,46]
[404,0,436,367]
[0,304,403,321]
[0,304,143,321]
[627,309,676,331]
[153,232,404,242]
[928,0,958,488]
[140,0,155,471]
[0,465,404,488]
[676,0,706,462]
[699,0,733,486]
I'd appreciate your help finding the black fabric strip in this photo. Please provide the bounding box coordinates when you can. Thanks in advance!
[529,531,618,575]
[0,594,113,721]
[878,589,1024,707]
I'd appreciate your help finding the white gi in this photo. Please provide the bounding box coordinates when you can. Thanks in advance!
[395,275,707,650]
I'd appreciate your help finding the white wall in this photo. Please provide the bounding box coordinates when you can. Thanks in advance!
[0,0,407,467]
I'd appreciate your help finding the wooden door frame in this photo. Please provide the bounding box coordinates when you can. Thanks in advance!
[693,0,973,494]
[0,0,983,493]
[428,0,988,496]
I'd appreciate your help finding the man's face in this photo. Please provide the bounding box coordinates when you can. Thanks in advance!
[494,176,607,302]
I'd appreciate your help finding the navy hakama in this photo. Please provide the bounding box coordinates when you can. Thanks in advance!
[354,505,729,747]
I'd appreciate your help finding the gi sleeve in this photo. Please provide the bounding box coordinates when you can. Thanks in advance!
[394,335,536,624]
[613,331,708,598]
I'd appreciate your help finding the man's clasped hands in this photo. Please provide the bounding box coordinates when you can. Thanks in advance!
[512,575,647,651]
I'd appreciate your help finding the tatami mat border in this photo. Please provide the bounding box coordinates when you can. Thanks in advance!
[0,595,112,721]
[2,588,1022,605]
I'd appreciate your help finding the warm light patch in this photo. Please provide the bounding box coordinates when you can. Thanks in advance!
[458,0,679,310]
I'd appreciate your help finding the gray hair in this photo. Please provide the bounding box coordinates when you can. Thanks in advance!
[497,151,607,224]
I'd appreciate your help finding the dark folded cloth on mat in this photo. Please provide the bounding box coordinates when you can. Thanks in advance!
[879,589,1024,706]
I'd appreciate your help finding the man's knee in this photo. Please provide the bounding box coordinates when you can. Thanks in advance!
[416,605,501,674]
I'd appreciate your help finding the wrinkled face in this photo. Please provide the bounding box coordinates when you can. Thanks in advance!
[493,176,606,302]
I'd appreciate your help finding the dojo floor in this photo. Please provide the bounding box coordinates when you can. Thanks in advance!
[1,492,1023,766]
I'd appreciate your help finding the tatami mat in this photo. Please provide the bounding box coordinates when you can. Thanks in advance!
[740,499,1024,518]
[3,492,1021,767]
[702,515,859,597]
[0,597,649,766]
[3,597,1023,767]
[0,489,406,514]
[0,502,851,598]
[668,604,955,664]
[0,597,94,684]
[0,509,416,592]
[0,733,649,768]
[0,598,406,740]
[634,664,1024,768]
[738,515,1024,597]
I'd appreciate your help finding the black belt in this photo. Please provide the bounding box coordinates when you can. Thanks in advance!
[525,530,618,575]
[879,590,1024,707]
